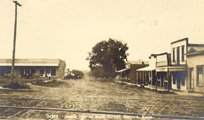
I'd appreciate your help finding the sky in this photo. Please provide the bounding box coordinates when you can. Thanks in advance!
[1,0,204,70]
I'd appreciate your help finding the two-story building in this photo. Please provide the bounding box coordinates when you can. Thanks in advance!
[170,38,188,90]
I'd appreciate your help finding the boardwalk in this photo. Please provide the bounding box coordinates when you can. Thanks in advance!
[0,74,203,119]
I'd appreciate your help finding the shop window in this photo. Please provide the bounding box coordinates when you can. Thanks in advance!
[40,69,44,76]
[197,66,203,86]
[181,71,186,86]
[51,69,56,76]
[31,69,35,75]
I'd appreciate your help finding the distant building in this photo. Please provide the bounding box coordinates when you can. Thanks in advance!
[186,44,204,93]
[116,60,149,84]
[0,59,66,79]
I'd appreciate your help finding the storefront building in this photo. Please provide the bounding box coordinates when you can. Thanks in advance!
[0,59,66,79]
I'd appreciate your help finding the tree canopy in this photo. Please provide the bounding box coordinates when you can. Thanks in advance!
[87,38,129,78]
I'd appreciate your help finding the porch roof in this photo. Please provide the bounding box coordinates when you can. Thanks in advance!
[136,66,155,71]
[116,68,130,73]
[0,63,59,67]
[0,59,60,67]
[156,66,186,72]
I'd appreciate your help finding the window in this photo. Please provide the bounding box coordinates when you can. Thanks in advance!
[149,71,152,78]
[51,69,56,76]
[173,48,175,62]
[40,69,44,76]
[176,47,180,65]
[197,66,203,86]
[181,45,185,62]
[31,69,35,75]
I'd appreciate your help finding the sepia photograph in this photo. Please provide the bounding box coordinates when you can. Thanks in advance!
[0,0,204,119]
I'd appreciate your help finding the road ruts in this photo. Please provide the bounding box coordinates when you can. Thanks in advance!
[0,74,203,119]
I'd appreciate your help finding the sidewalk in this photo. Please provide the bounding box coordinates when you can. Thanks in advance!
[144,85,204,97]
[115,80,204,97]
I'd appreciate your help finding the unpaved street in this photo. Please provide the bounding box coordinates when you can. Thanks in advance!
[0,74,204,119]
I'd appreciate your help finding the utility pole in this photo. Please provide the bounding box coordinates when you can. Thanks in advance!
[11,1,22,83]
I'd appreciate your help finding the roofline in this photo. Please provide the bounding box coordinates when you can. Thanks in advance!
[188,44,204,47]
[152,52,169,56]
[0,58,63,61]
[0,63,59,67]
[171,38,188,45]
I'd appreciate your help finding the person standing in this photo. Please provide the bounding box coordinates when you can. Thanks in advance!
[48,73,51,80]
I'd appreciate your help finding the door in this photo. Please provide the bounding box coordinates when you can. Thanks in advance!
[152,70,156,85]
[177,47,180,65]
[189,68,193,89]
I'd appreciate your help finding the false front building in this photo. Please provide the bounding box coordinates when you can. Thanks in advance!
[0,59,66,79]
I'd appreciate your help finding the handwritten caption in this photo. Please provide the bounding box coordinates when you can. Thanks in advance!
[46,114,153,119]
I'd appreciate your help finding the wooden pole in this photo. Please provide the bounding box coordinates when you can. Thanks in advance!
[11,1,22,83]
[155,72,157,90]
[167,69,170,92]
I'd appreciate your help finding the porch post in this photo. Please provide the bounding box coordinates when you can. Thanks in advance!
[155,72,157,90]
[167,69,170,92]
[150,71,152,86]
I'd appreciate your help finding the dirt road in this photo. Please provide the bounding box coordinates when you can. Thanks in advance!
[0,74,204,119]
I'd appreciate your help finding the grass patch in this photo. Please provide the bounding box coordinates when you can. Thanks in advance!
[3,82,30,89]
[31,79,65,87]
[0,77,48,86]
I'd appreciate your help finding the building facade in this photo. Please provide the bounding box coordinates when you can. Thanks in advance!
[137,53,172,89]
[137,54,156,86]
[170,38,188,90]
[186,44,204,93]
[0,59,66,79]
[155,52,171,89]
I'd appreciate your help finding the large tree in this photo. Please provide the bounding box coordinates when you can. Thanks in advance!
[87,38,129,78]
